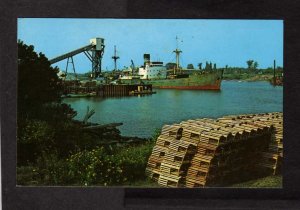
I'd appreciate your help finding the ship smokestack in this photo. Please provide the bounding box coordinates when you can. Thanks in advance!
[144,54,150,66]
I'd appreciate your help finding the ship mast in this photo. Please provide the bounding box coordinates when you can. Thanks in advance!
[173,36,182,74]
[112,45,120,71]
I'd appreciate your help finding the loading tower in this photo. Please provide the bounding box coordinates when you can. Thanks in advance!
[49,37,105,79]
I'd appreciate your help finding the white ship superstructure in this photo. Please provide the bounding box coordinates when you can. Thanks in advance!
[138,54,167,80]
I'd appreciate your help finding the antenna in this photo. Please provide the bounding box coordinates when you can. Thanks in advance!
[112,45,120,71]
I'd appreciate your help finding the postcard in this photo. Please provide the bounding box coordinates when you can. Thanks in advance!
[17,18,283,187]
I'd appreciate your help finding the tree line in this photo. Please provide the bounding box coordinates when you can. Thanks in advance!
[165,60,283,74]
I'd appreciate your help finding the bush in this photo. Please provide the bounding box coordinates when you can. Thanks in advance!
[151,128,161,142]
[17,119,55,165]
[36,103,77,124]
[17,165,40,185]
[17,124,157,186]
[110,143,154,184]
[67,147,106,185]
[36,152,73,185]
[66,141,155,186]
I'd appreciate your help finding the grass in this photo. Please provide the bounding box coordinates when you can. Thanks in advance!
[123,175,282,188]
[229,175,282,188]
[223,73,273,81]
[123,178,161,188]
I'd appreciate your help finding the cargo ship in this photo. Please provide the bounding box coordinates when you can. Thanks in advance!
[119,39,223,90]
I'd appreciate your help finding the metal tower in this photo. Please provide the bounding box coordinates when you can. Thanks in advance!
[65,56,77,80]
[173,36,182,72]
[111,45,120,71]
[89,38,105,78]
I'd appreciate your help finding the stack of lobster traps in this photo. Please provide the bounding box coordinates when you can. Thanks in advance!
[252,113,283,175]
[225,112,283,175]
[145,112,283,187]
[146,124,197,187]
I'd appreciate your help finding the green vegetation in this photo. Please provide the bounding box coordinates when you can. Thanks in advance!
[17,40,157,186]
[17,141,156,186]
[222,73,274,81]
[230,175,282,188]
[18,41,62,116]
[187,63,194,69]
[165,62,177,70]
[222,65,283,82]
[119,175,282,188]
[188,59,283,82]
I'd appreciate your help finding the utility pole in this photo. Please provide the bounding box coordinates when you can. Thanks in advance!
[112,45,120,71]
[273,59,276,84]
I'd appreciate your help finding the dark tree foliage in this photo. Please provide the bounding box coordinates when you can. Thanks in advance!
[253,61,259,70]
[205,61,212,71]
[246,60,254,69]
[17,41,77,165]
[198,63,202,70]
[18,40,62,117]
[187,64,194,69]
[165,62,177,70]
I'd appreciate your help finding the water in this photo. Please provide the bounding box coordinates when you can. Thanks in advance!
[63,81,283,138]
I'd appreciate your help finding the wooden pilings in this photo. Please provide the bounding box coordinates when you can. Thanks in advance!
[63,84,153,97]
[146,112,283,188]
[97,84,153,97]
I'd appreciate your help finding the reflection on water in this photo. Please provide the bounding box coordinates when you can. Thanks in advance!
[63,81,283,138]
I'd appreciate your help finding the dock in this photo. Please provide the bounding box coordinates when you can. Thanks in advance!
[62,83,154,98]
[146,112,283,187]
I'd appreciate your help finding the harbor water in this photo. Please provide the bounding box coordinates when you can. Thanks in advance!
[63,81,283,138]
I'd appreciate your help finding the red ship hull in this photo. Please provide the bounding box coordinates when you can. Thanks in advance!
[153,80,222,90]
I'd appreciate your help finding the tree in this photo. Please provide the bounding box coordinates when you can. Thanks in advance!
[253,61,259,70]
[246,60,254,69]
[205,62,210,71]
[198,63,202,70]
[165,62,177,70]
[18,40,62,117]
[187,64,194,69]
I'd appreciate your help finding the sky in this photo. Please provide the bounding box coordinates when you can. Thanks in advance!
[18,18,283,73]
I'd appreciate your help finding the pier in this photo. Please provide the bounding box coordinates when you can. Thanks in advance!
[146,112,283,187]
[63,84,154,98]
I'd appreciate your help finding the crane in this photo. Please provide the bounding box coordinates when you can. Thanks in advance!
[130,59,135,75]
[49,38,105,79]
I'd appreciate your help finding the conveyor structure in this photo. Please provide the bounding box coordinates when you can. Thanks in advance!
[49,38,105,79]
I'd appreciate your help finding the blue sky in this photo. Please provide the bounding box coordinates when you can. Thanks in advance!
[18,18,283,73]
